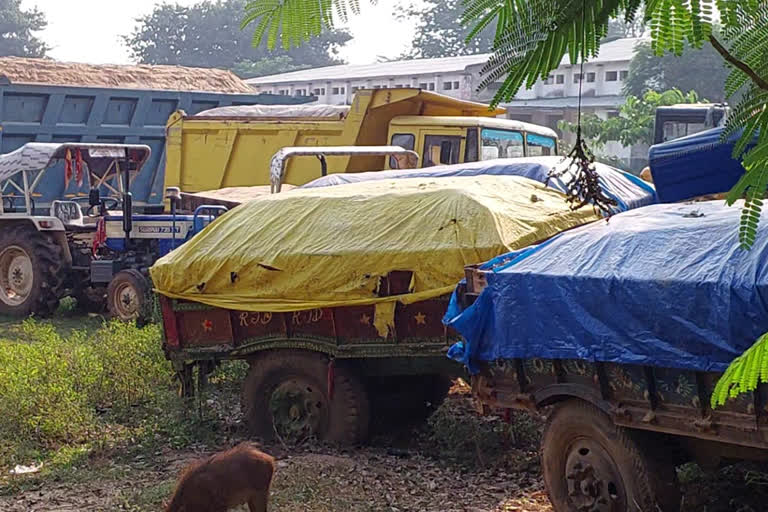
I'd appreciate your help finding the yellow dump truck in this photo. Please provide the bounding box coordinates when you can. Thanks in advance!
[163,88,558,193]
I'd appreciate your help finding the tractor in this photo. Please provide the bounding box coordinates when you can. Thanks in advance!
[0,142,225,320]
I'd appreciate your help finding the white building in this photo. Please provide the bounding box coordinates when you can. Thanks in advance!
[246,37,646,168]
[246,53,488,104]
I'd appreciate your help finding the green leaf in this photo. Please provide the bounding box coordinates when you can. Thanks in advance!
[713,332,768,408]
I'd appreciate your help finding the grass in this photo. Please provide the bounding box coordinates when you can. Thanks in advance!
[0,313,226,497]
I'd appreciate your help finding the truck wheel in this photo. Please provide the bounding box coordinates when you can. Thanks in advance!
[242,351,370,445]
[542,400,680,512]
[0,225,64,317]
[107,269,150,322]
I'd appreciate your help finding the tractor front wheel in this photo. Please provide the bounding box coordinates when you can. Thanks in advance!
[0,225,64,317]
[107,269,150,322]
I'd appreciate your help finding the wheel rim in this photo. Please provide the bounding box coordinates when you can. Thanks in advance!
[0,245,34,307]
[565,437,627,512]
[112,281,140,320]
[269,377,328,441]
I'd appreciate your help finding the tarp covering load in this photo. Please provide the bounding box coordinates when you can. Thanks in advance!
[195,104,348,118]
[151,175,600,335]
[649,127,754,203]
[303,156,656,214]
[445,201,768,373]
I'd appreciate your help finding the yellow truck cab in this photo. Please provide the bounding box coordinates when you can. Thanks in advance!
[163,88,558,194]
[387,116,557,167]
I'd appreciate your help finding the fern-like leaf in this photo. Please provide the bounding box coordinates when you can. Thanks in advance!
[243,0,367,49]
[712,332,768,408]
[715,2,768,250]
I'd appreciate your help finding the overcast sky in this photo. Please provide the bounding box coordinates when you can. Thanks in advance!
[20,0,414,65]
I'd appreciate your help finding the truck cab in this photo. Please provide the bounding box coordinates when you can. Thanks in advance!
[653,103,729,144]
[387,116,558,167]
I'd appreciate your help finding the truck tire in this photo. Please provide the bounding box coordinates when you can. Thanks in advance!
[107,269,150,322]
[0,225,64,317]
[542,400,680,512]
[242,351,370,445]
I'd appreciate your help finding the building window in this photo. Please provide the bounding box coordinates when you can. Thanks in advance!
[574,73,583,83]
[543,75,554,85]
[453,81,460,89]
[606,71,618,81]
[556,74,565,84]
[428,83,435,91]
[295,89,306,96]
[340,87,346,94]
[278,89,288,95]
[619,70,629,81]
[332,87,340,94]
[586,72,596,83]
[313,88,326,95]
[419,82,428,89]
[443,81,453,90]
[351,86,359,92]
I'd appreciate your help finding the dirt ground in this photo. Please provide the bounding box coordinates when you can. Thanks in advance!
[2,389,767,512]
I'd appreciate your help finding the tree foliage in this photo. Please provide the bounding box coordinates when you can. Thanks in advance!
[397,0,495,58]
[125,0,349,77]
[0,0,48,58]
[624,41,728,101]
[559,89,701,148]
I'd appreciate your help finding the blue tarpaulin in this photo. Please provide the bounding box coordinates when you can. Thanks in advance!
[444,200,768,374]
[649,127,752,203]
[302,156,656,214]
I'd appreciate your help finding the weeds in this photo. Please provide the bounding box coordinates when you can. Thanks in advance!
[0,319,179,471]
[424,393,540,470]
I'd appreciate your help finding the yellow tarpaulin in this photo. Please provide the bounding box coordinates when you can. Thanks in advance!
[150,175,600,335]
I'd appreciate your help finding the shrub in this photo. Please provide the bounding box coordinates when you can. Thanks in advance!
[0,319,171,448]
[424,394,540,469]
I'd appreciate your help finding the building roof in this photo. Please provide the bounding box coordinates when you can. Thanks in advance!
[246,54,490,85]
[247,38,645,87]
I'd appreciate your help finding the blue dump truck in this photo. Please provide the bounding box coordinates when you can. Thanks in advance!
[0,77,313,213]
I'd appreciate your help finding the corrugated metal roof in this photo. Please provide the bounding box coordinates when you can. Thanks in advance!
[247,38,645,86]
[246,54,490,85]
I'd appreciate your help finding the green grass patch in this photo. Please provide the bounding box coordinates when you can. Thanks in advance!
[0,317,212,486]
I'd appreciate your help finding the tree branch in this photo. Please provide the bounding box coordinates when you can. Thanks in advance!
[709,35,768,91]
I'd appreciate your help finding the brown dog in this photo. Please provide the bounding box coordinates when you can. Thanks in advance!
[166,442,276,512]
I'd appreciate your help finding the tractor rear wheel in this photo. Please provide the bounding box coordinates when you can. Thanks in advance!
[242,350,370,445]
[0,224,64,317]
[107,269,150,322]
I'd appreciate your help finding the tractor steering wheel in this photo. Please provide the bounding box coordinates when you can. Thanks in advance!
[72,196,120,217]
[89,197,120,216]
